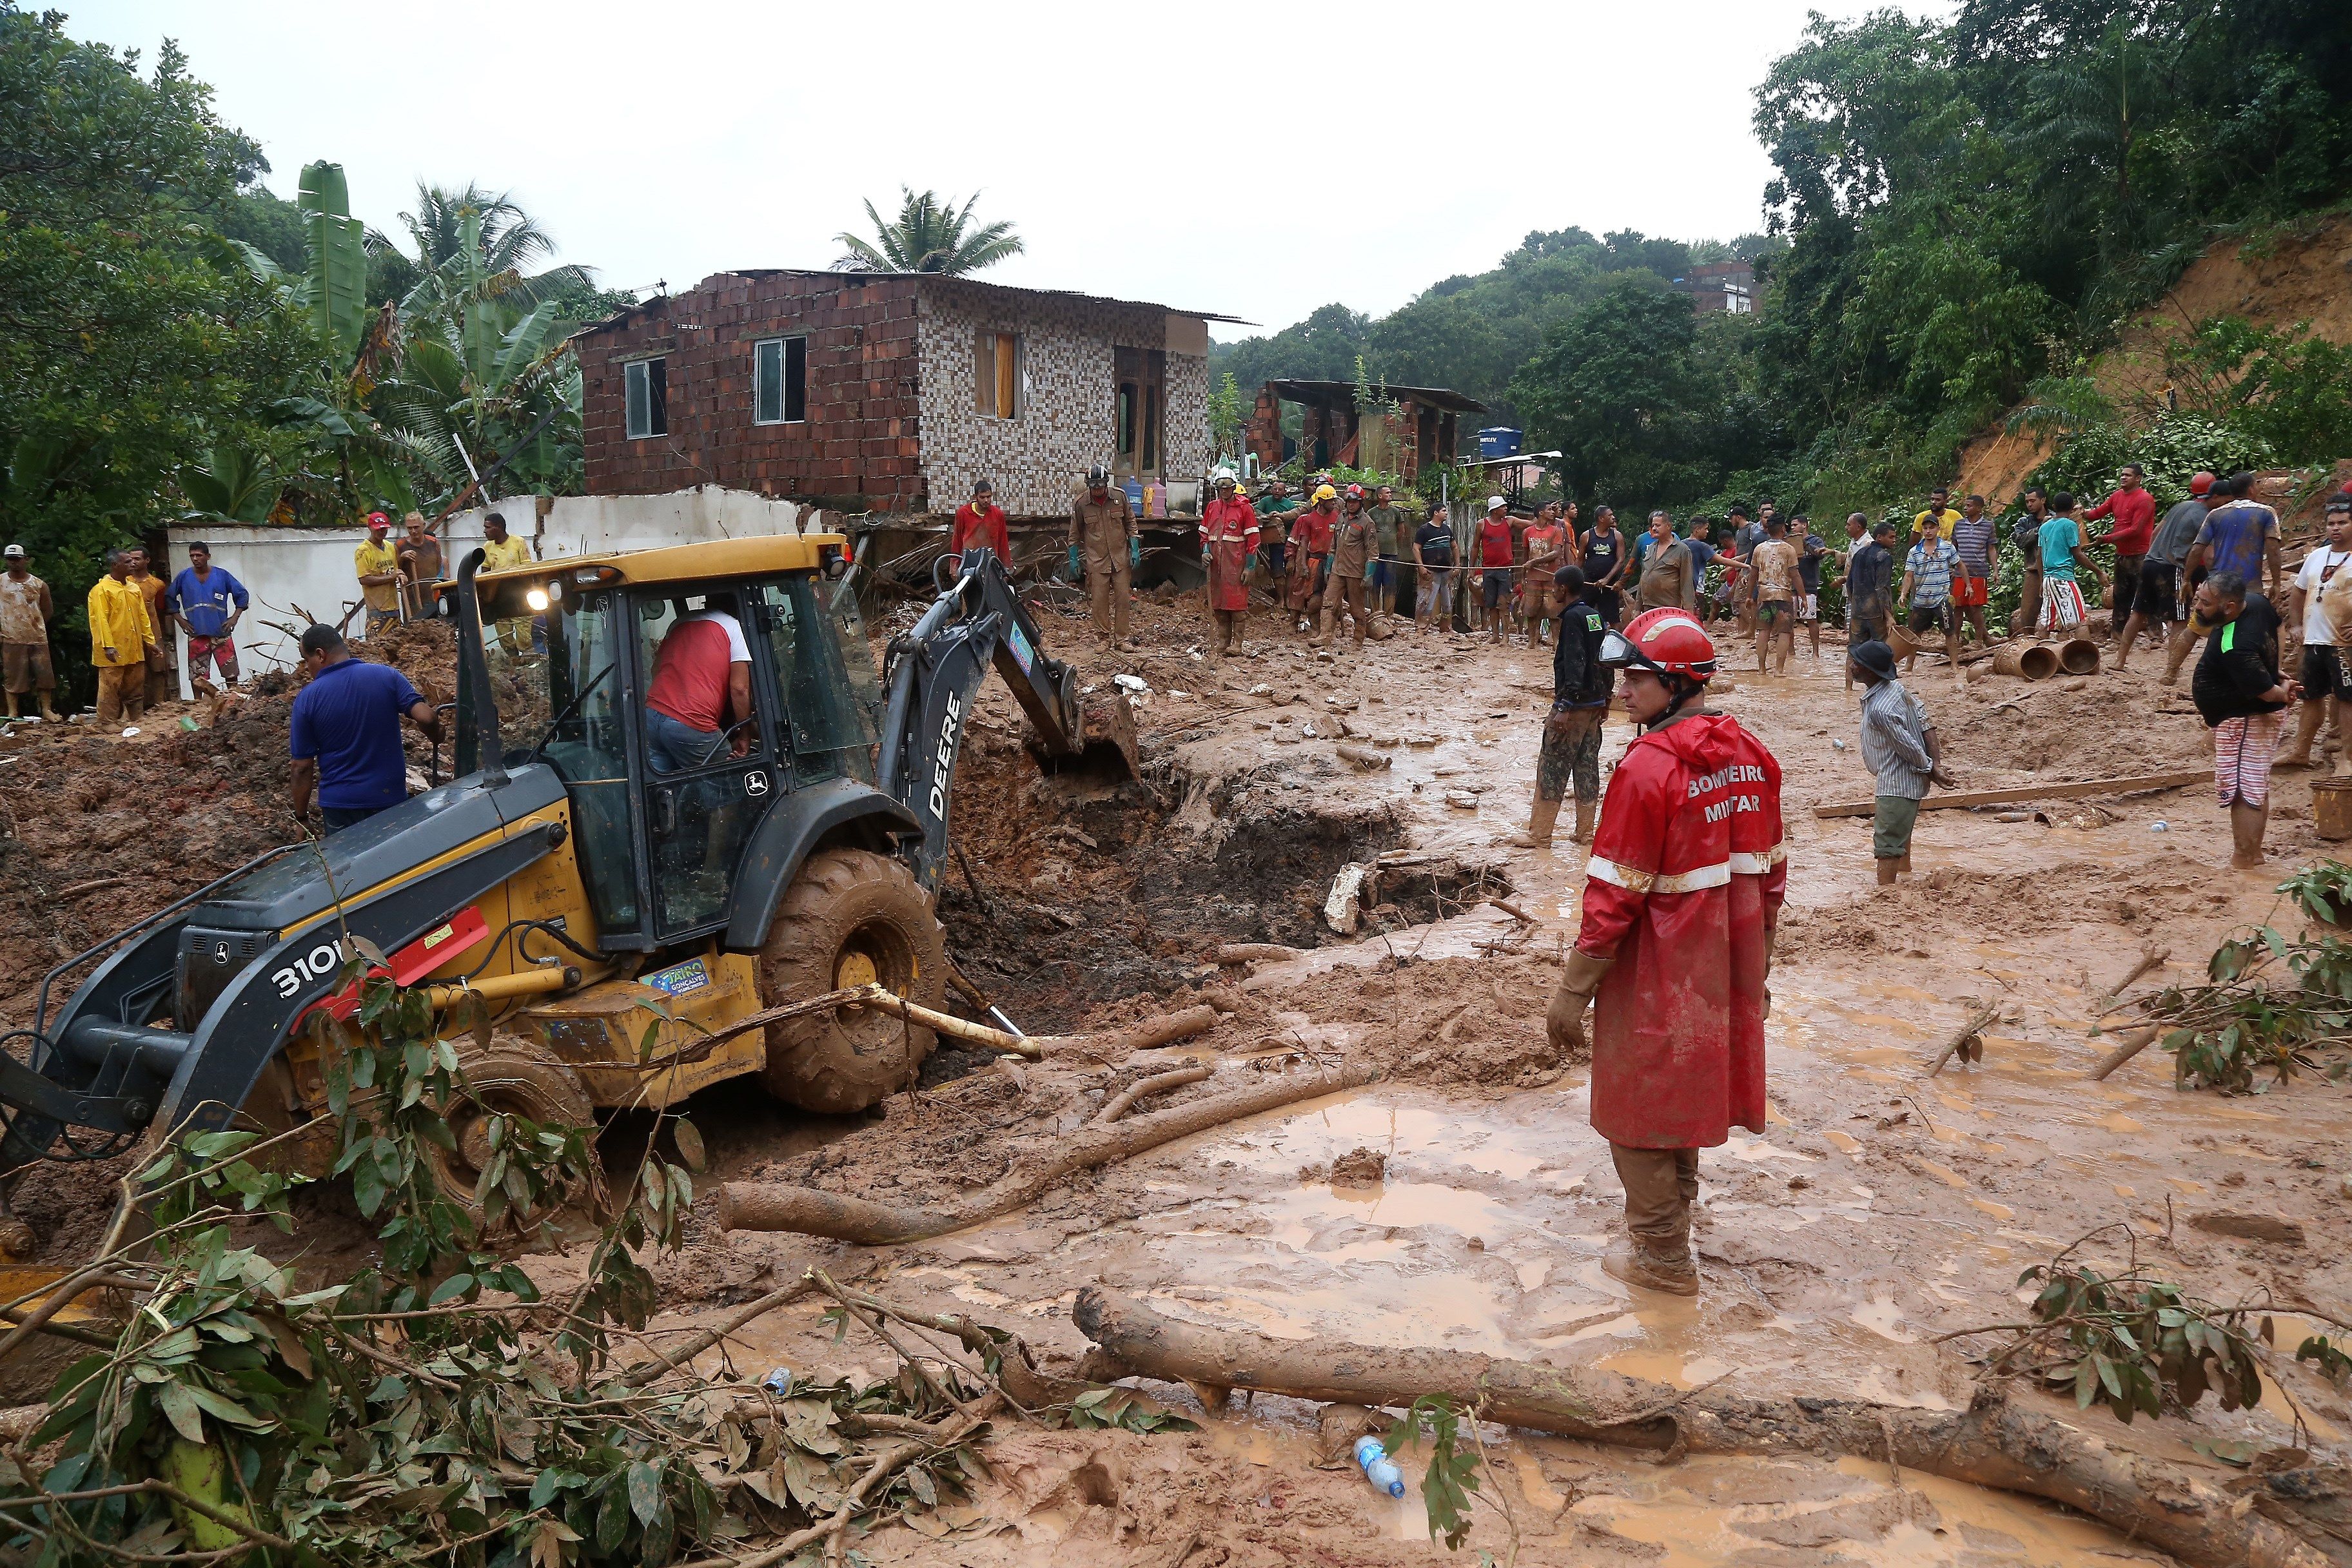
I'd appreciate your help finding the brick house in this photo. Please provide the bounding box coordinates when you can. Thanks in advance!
[574,270,1237,518]
[1244,380,1487,481]
[1671,260,1756,314]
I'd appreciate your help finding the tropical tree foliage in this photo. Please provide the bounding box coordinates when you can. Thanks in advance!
[833,186,1024,275]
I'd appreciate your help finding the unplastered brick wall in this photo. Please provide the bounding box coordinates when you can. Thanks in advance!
[578,271,925,510]
[916,279,1211,518]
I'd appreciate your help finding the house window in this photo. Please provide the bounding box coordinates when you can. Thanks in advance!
[975,330,1021,418]
[624,357,667,439]
[754,336,806,424]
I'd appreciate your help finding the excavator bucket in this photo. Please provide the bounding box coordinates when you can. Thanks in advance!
[1030,687,1140,786]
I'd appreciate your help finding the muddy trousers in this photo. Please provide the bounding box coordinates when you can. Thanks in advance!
[1211,608,1243,652]
[1320,576,1367,642]
[1086,559,1132,642]
[95,663,144,726]
[1612,1144,1698,1265]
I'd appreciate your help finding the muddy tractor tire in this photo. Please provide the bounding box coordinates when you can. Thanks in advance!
[758,848,946,1114]
[423,1037,596,1220]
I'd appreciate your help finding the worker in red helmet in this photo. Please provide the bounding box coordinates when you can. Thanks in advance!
[1544,607,1787,1297]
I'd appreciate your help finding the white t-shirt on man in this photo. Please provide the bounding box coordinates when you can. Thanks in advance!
[2296,547,2352,642]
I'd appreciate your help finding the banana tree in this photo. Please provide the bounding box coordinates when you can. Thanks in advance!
[375,282,583,504]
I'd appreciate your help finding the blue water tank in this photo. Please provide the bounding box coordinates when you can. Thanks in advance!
[1477,426,1522,460]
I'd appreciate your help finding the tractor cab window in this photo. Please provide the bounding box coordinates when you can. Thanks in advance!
[757,576,882,786]
[536,591,638,937]
[634,589,776,938]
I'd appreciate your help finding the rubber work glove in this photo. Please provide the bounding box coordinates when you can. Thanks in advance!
[1246,551,1259,571]
[1129,537,1142,570]
[1545,948,1615,1057]
[1067,545,1083,582]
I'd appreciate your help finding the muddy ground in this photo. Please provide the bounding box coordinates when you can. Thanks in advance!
[12,585,2352,1565]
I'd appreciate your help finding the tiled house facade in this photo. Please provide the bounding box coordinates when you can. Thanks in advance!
[576,270,1218,518]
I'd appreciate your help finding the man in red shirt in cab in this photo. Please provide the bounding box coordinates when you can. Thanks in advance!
[1199,467,1259,658]
[950,477,1012,564]
[645,598,755,774]
[1545,607,1787,1297]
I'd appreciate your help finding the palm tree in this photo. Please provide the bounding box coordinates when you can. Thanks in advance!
[395,182,556,273]
[833,187,1023,275]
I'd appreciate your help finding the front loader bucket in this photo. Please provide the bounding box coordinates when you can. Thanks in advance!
[1029,689,1140,786]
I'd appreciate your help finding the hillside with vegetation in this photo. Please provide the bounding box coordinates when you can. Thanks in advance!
[1218,0,2352,523]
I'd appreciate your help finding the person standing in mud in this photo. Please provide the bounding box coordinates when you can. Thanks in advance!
[0,545,57,723]
[1199,468,1258,658]
[1842,520,1896,693]
[86,548,156,727]
[1068,465,1141,649]
[1516,563,1611,847]
[1322,487,1375,647]
[1545,607,1785,1297]
[1287,485,1338,636]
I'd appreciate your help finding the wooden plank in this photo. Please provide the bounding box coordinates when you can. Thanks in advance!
[1811,769,2209,819]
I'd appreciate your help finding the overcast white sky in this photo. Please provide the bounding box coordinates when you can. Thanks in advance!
[70,1,1934,340]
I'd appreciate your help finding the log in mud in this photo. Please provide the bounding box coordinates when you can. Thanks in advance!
[1072,1287,2331,1568]
[716,1060,1378,1244]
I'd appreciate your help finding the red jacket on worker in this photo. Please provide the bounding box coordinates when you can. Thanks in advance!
[1200,495,1259,613]
[950,502,1012,561]
[1575,711,1786,1150]
[2085,487,2156,555]
[1291,505,1335,556]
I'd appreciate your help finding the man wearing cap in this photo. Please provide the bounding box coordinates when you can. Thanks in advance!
[166,542,248,695]
[1850,638,1952,884]
[0,545,57,722]
[1544,607,1787,1297]
[1199,469,1258,657]
[2118,471,2214,672]
[1069,464,1140,647]
[355,512,402,634]
[87,547,157,727]
[1476,498,1518,642]
[1287,485,1338,634]
[1324,486,1375,647]
[950,478,1012,562]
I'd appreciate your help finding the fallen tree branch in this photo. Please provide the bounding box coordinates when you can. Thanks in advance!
[2093,948,2170,1016]
[1487,897,1537,925]
[1926,1001,2004,1077]
[718,1060,1378,1244]
[620,1277,818,1387]
[1216,943,1300,965]
[1071,1288,2329,1568]
[2087,1024,2162,1082]
[1092,1065,1213,1125]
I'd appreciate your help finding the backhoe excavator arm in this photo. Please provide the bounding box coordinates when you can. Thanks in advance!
[876,549,1084,892]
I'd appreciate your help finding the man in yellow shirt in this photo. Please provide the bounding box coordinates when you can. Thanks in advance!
[1912,485,1961,544]
[478,511,535,654]
[87,549,157,726]
[355,511,402,634]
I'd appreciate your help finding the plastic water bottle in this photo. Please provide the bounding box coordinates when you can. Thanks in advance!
[760,1367,794,1396]
[1353,1435,1406,1498]
[2149,821,2170,833]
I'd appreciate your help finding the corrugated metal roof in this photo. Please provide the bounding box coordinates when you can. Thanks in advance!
[574,268,1250,339]
[1267,379,1489,415]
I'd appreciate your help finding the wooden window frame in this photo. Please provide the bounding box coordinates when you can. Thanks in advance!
[975,329,1023,419]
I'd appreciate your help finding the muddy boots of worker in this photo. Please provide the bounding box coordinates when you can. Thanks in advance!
[1511,796,1562,848]
[1571,798,1598,844]
[1605,1146,1701,1297]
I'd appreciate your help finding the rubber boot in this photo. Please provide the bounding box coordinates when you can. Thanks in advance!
[1571,799,1597,843]
[1509,797,1563,848]
[1602,1240,1700,1297]
[2277,701,2324,769]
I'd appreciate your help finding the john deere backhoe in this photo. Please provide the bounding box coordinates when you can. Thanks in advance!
[0,535,1117,1222]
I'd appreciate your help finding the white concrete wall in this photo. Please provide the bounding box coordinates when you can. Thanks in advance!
[164,486,806,683]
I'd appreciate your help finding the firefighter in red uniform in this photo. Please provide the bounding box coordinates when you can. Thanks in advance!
[1545,607,1787,1297]
[1287,485,1338,634]
[950,477,1012,562]
[1200,467,1259,658]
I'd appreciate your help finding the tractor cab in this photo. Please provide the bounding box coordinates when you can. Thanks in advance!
[448,533,895,951]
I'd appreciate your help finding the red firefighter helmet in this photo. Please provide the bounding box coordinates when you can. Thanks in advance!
[1602,607,1718,681]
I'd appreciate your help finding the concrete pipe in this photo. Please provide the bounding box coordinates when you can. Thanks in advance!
[2057,638,2101,675]
[1990,642,2059,680]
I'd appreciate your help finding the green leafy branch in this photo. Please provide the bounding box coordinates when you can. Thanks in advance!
[2119,896,2352,1092]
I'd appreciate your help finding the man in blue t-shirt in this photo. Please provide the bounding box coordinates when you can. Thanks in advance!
[166,542,250,693]
[289,623,442,834]
[2188,471,2282,598]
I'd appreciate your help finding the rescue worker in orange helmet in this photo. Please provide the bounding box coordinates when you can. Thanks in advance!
[1544,607,1787,1297]
[1199,467,1259,657]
